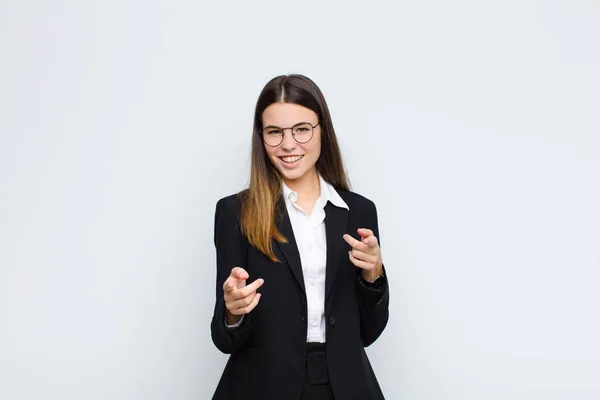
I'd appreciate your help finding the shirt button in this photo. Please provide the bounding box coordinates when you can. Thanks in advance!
[308,244,313,250]
[312,316,318,323]
[310,280,315,286]
[329,316,336,326]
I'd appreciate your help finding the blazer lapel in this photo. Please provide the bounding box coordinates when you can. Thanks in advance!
[324,201,349,301]
[275,197,306,294]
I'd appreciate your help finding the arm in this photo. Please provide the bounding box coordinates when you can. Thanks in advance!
[210,197,253,354]
[355,200,390,347]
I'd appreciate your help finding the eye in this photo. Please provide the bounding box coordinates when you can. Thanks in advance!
[266,129,282,135]
[296,127,309,132]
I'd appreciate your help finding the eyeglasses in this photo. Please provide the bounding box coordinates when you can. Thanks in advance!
[261,122,319,147]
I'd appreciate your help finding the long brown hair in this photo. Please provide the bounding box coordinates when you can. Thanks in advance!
[239,74,350,262]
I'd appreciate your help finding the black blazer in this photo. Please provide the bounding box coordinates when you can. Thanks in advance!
[211,189,389,400]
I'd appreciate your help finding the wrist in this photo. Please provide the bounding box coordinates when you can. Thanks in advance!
[225,310,243,325]
[362,264,383,283]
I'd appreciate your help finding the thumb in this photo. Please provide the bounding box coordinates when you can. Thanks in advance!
[230,267,249,288]
[357,228,374,238]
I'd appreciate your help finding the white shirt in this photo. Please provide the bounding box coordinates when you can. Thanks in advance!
[281,174,349,343]
[225,175,349,341]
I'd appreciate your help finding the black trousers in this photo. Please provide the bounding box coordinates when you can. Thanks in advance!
[301,343,335,400]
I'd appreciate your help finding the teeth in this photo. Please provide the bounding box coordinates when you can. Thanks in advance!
[281,155,303,162]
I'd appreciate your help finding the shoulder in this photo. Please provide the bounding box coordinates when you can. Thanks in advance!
[216,191,243,207]
[336,189,377,212]
[337,189,381,234]
[215,190,247,218]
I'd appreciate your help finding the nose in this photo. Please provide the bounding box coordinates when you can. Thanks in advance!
[280,128,297,150]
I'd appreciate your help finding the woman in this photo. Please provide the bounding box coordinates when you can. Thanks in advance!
[211,74,389,400]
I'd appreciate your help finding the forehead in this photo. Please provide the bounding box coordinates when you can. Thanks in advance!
[262,102,318,126]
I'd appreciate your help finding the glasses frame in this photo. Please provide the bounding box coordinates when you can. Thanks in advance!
[261,121,320,147]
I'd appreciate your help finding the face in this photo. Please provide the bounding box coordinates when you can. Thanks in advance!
[261,102,321,184]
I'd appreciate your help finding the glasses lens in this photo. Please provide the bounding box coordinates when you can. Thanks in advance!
[293,123,314,143]
[263,127,283,146]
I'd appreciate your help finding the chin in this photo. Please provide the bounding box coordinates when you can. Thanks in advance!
[279,168,309,181]
[279,170,301,180]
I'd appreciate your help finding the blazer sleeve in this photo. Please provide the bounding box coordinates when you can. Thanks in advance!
[355,199,390,347]
[210,196,253,354]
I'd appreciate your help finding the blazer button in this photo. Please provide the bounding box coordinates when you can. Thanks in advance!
[328,316,336,326]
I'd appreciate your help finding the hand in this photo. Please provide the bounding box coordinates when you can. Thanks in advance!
[223,267,264,325]
[343,228,383,282]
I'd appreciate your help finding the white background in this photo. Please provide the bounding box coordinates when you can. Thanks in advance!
[1,1,599,399]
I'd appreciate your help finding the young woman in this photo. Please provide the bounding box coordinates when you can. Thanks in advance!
[211,74,389,400]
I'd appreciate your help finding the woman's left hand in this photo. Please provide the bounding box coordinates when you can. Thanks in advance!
[343,228,383,282]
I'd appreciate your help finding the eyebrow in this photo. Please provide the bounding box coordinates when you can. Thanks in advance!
[263,121,314,129]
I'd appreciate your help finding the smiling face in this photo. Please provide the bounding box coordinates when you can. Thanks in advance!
[262,102,321,185]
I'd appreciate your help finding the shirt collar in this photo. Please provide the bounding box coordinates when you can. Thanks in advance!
[281,173,349,210]
[281,179,296,203]
[318,173,349,210]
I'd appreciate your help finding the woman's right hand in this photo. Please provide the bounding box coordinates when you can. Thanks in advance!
[223,267,264,325]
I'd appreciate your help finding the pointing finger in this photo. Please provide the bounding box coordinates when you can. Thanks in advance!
[343,234,369,252]
[234,278,264,299]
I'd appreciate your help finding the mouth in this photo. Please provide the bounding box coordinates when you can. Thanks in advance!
[278,155,304,168]
[279,155,304,163]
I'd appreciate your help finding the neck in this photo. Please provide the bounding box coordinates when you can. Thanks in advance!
[283,168,320,199]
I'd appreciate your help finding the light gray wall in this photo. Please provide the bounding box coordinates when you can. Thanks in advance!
[1,1,598,399]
